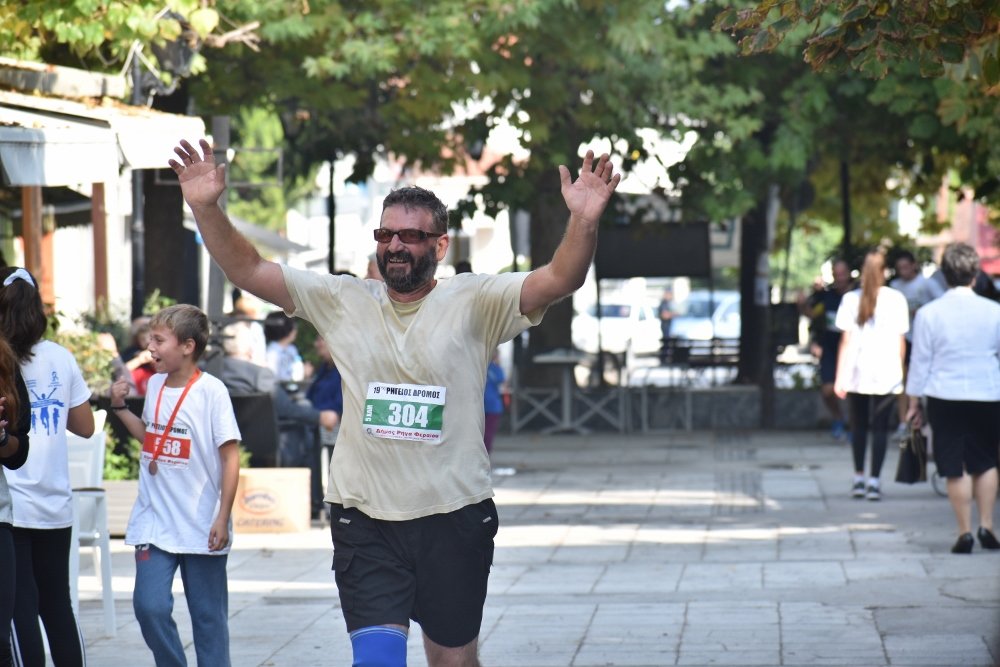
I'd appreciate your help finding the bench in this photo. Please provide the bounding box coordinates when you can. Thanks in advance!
[659,337,740,387]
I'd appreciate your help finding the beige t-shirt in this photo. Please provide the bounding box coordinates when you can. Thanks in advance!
[282,266,544,520]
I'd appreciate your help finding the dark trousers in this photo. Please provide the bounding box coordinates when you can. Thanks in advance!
[12,526,85,667]
[0,525,14,667]
[848,392,893,477]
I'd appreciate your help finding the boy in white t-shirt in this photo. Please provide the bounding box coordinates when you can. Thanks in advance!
[110,304,241,666]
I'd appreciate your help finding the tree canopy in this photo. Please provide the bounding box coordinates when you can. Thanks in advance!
[716,0,1000,202]
[717,0,1000,84]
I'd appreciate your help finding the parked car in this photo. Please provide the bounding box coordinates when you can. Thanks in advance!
[669,290,741,341]
[572,300,663,360]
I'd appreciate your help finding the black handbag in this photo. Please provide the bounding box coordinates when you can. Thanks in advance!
[895,425,928,484]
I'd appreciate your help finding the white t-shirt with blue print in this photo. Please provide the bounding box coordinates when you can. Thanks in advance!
[8,340,92,529]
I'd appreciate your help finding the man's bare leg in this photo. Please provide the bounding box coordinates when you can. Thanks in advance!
[424,635,480,667]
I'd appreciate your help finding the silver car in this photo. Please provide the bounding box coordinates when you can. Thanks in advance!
[669,290,741,342]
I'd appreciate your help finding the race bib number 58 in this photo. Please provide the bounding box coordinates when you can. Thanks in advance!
[363,382,446,443]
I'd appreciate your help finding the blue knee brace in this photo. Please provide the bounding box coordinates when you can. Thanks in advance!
[350,626,407,667]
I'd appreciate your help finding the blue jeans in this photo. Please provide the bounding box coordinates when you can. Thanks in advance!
[132,544,230,667]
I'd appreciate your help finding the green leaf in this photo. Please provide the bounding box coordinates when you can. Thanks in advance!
[746,27,780,54]
[919,55,945,78]
[188,8,219,38]
[847,29,878,52]
[852,50,888,78]
[963,11,985,34]
[908,113,938,139]
[876,39,905,61]
[983,52,1000,86]
[938,41,966,64]
[714,8,738,31]
[877,17,904,37]
[842,3,873,23]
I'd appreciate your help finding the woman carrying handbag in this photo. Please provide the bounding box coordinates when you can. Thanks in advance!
[905,243,1000,554]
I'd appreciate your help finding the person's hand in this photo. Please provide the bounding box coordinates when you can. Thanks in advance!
[833,379,847,400]
[110,378,130,405]
[319,410,339,431]
[0,396,7,441]
[168,139,227,210]
[126,349,154,372]
[905,401,922,429]
[208,516,230,551]
[559,150,621,226]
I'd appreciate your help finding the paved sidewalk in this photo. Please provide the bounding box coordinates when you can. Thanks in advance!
[76,430,1000,666]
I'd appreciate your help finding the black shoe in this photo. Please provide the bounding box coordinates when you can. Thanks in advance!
[951,532,974,554]
[977,527,1000,550]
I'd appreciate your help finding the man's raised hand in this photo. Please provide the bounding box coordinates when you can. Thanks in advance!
[168,138,226,210]
[558,150,622,226]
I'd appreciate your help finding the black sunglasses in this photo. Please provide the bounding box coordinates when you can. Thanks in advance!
[373,228,445,243]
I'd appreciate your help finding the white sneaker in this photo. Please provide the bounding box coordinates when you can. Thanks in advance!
[865,484,881,501]
[851,480,866,498]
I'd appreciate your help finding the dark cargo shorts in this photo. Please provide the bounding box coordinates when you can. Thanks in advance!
[329,499,499,648]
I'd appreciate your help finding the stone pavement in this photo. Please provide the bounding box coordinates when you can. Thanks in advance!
[75,430,1000,666]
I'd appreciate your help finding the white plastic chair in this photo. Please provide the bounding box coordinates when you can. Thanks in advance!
[67,410,116,637]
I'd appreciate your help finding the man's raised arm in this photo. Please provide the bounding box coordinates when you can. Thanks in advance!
[169,139,294,313]
[519,151,621,315]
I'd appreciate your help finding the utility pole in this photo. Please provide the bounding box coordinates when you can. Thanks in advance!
[328,161,336,273]
[130,57,145,320]
[204,116,230,378]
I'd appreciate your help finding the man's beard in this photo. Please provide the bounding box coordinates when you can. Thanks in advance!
[377,246,438,293]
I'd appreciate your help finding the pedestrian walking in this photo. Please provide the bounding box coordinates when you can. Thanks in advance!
[108,304,241,666]
[801,259,854,441]
[484,349,506,456]
[905,243,1000,553]
[834,251,909,501]
[169,137,619,666]
[889,249,944,437]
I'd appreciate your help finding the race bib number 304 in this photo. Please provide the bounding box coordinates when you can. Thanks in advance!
[363,382,446,443]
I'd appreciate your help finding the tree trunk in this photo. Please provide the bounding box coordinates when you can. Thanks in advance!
[143,84,199,307]
[737,203,766,387]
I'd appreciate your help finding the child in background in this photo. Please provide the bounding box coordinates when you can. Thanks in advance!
[263,311,304,382]
[109,304,241,666]
[484,349,506,455]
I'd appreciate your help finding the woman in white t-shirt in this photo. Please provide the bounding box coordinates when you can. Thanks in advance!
[0,267,94,667]
[0,333,31,667]
[834,251,909,502]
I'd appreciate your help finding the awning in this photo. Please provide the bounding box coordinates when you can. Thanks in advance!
[183,213,311,255]
[0,108,119,186]
[0,89,205,185]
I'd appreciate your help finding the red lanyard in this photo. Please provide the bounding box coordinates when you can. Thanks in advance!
[150,369,201,467]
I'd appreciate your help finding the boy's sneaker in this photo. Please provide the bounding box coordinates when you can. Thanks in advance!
[851,480,866,498]
[865,484,881,501]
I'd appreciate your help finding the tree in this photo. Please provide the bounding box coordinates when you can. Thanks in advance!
[0,1,261,309]
[716,0,1000,201]
[660,2,973,412]
[716,0,1000,83]
[186,0,736,382]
